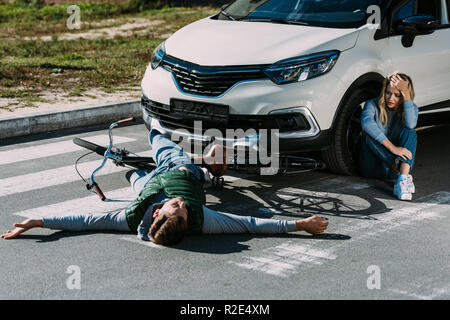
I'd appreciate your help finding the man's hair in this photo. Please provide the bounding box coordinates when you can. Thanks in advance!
[150,210,188,246]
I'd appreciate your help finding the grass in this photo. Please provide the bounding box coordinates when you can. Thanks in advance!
[0,88,50,111]
[0,1,218,109]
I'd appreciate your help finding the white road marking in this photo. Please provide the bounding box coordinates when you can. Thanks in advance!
[119,236,164,249]
[13,187,136,219]
[229,191,450,278]
[336,191,450,237]
[0,150,153,197]
[0,135,135,165]
[388,283,450,300]
[229,242,337,278]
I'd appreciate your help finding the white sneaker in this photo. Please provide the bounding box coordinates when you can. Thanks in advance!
[150,117,167,135]
[394,175,412,201]
[406,174,415,193]
[148,117,168,145]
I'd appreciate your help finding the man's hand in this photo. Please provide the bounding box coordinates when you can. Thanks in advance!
[296,216,329,235]
[1,218,43,239]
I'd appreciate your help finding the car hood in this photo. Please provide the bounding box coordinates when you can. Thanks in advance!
[165,16,360,66]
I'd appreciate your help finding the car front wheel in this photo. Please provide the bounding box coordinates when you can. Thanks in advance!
[322,87,379,175]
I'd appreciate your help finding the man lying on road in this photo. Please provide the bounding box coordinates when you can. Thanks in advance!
[2,120,329,245]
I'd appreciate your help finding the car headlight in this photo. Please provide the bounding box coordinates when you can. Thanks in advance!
[151,41,166,70]
[264,50,340,85]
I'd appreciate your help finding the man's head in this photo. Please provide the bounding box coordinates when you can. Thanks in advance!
[149,197,188,246]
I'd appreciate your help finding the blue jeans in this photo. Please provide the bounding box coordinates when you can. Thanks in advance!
[358,127,417,179]
[130,129,205,194]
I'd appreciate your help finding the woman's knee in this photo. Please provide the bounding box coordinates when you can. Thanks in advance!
[398,127,417,154]
[399,127,417,139]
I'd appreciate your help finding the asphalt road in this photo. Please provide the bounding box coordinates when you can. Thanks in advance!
[0,122,449,301]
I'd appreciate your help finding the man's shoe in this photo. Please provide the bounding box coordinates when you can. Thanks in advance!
[394,175,412,201]
[150,117,167,135]
[203,144,228,177]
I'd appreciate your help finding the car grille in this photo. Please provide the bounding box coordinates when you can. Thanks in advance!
[141,95,310,135]
[161,55,269,97]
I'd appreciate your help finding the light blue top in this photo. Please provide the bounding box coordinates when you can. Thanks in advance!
[361,98,419,144]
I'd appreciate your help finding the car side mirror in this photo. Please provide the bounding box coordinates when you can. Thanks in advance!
[393,15,438,48]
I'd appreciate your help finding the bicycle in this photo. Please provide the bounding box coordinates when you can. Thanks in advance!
[73,117,325,201]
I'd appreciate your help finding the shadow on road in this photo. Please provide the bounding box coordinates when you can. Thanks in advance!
[9,230,351,254]
[206,124,450,221]
[172,232,351,254]
[11,230,130,242]
[207,176,391,221]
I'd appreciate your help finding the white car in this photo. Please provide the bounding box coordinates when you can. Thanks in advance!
[140,0,450,174]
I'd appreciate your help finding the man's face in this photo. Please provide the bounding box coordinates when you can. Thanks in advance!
[153,197,188,222]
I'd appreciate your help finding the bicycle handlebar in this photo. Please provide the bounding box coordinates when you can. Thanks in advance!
[91,182,106,201]
[117,117,136,127]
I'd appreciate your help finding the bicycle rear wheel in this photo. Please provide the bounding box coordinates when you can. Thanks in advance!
[73,137,156,171]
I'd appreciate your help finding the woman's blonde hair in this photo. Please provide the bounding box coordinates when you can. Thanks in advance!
[378,72,415,125]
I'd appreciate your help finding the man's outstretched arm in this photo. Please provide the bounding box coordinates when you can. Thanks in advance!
[202,206,328,236]
[2,210,130,239]
[1,218,43,239]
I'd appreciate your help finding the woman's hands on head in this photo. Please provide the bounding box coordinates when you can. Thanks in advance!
[390,74,411,101]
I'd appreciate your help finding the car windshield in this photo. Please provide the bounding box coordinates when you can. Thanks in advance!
[223,0,389,28]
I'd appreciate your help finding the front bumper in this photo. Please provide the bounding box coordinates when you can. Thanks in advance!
[142,98,332,154]
[140,59,343,153]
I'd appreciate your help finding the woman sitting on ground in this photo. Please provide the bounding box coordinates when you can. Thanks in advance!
[359,72,419,200]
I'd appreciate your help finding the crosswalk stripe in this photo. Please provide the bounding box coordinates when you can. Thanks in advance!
[228,191,450,277]
[229,242,337,278]
[336,191,450,236]
[12,187,136,220]
[119,236,164,248]
[0,150,153,197]
[0,135,135,165]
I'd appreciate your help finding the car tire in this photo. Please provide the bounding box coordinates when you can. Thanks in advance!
[322,87,379,175]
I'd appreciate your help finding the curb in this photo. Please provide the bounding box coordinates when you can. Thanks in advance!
[0,99,142,140]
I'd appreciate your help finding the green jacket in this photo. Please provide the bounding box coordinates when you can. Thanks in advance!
[124,169,206,235]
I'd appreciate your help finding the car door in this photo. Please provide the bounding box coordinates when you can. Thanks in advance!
[387,0,450,108]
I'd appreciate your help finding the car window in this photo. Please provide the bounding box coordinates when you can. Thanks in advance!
[224,0,389,28]
[393,0,415,21]
[416,0,441,22]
